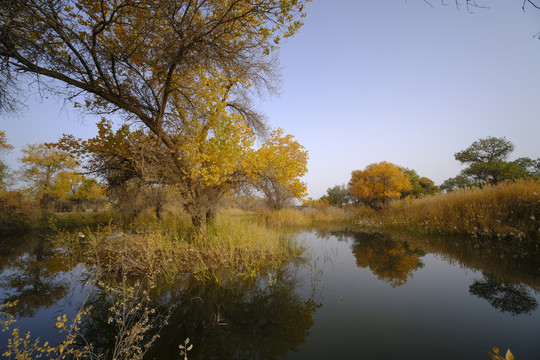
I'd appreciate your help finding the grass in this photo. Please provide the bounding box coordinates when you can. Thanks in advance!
[58,212,304,283]
[384,179,540,238]
[255,205,378,228]
[253,179,540,240]
[38,179,540,284]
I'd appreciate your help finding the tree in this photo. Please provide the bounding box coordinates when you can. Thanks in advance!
[446,136,540,189]
[514,157,540,179]
[252,128,309,210]
[455,136,514,165]
[349,161,412,210]
[58,121,308,223]
[1,0,309,229]
[19,143,80,209]
[324,185,350,207]
[440,175,474,192]
[454,136,517,185]
[401,168,439,198]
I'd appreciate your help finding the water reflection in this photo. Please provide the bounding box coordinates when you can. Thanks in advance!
[336,231,426,287]
[469,272,538,316]
[80,271,320,360]
[388,231,540,292]
[0,237,75,317]
[330,229,540,315]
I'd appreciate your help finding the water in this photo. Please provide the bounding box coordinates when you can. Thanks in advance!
[1,230,539,359]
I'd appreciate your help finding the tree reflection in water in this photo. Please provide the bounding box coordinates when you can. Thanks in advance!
[81,270,320,360]
[469,273,538,316]
[0,238,74,317]
[337,231,426,287]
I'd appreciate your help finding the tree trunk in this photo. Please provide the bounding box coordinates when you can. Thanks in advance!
[191,213,207,233]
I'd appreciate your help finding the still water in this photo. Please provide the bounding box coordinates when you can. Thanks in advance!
[1,230,539,359]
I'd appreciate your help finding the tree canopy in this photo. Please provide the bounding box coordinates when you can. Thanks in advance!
[349,161,412,210]
[1,0,310,228]
[443,136,540,190]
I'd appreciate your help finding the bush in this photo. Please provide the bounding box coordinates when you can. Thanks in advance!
[0,191,37,235]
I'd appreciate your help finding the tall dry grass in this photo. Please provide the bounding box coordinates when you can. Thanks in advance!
[254,205,378,227]
[385,179,540,238]
[60,213,303,283]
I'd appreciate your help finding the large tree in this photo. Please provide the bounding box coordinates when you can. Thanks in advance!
[0,0,309,228]
[58,119,308,224]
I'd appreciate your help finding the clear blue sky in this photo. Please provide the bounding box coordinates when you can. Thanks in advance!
[2,0,540,198]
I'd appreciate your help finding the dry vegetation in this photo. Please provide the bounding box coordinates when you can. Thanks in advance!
[255,179,540,240]
[385,179,540,238]
[58,211,303,283]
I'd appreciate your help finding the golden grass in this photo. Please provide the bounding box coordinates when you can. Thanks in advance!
[60,213,303,283]
[385,179,540,238]
[255,205,378,227]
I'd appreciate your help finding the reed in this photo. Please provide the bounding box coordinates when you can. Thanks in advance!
[60,213,303,282]
[385,179,540,238]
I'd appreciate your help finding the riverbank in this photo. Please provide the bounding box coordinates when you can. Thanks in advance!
[257,179,540,240]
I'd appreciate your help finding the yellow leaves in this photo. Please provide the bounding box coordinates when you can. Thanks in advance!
[487,347,514,360]
[56,314,68,330]
[0,130,13,150]
[20,143,81,197]
[253,128,309,201]
[349,161,412,208]
[179,109,256,187]
[1,303,93,359]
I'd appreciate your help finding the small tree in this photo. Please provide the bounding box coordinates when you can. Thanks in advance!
[253,129,309,210]
[349,161,412,210]
[325,185,350,207]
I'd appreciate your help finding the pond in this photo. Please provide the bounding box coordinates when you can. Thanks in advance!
[1,229,539,359]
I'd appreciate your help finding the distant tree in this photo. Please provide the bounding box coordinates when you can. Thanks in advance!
[445,136,540,190]
[514,157,540,179]
[454,136,517,185]
[455,136,514,165]
[440,175,474,192]
[401,169,439,198]
[349,162,412,210]
[325,185,350,207]
[19,143,80,209]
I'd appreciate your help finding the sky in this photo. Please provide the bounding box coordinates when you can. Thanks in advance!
[2,0,540,199]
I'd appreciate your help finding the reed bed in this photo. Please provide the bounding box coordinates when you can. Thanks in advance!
[385,179,540,238]
[255,205,378,227]
[60,213,303,283]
